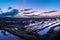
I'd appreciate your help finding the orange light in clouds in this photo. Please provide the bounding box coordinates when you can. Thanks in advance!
[39,13,60,16]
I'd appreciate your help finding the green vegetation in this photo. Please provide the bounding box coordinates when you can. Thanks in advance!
[13,29,36,38]
[8,29,40,40]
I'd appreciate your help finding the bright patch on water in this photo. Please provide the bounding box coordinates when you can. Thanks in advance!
[38,26,51,35]
[54,26,60,30]
[38,26,60,36]
[0,30,23,40]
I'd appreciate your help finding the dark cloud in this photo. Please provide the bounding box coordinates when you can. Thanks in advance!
[44,10,57,13]
[21,8,32,12]
[8,7,12,10]
[23,11,36,14]
[27,15,38,17]
[23,12,30,14]
[0,9,19,17]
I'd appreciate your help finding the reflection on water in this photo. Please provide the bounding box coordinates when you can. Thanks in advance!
[38,26,51,35]
[0,30,23,40]
[38,26,60,35]
[1,30,7,36]
[54,26,60,30]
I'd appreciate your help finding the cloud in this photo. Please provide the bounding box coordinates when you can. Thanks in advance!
[0,9,19,17]
[23,11,36,14]
[43,10,57,13]
[38,11,60,17]
[20,8,32,12]
[13,9,60,18]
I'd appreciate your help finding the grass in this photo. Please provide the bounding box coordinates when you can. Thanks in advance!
[13,29,36,38]
[8,29,39,40]
[7,28,60,40]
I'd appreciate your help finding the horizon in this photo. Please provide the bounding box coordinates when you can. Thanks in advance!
[0,0,60,17]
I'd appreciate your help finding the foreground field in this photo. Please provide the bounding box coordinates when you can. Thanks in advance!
[6,28,60,40]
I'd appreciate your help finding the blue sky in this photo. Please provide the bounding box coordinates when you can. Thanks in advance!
[0,0,23,12]
[23,0,60,11]
[0,0,60,12]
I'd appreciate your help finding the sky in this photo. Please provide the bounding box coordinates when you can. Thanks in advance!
[0,0,23,12]
[0,0,60,12]
[23,0,60,11]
